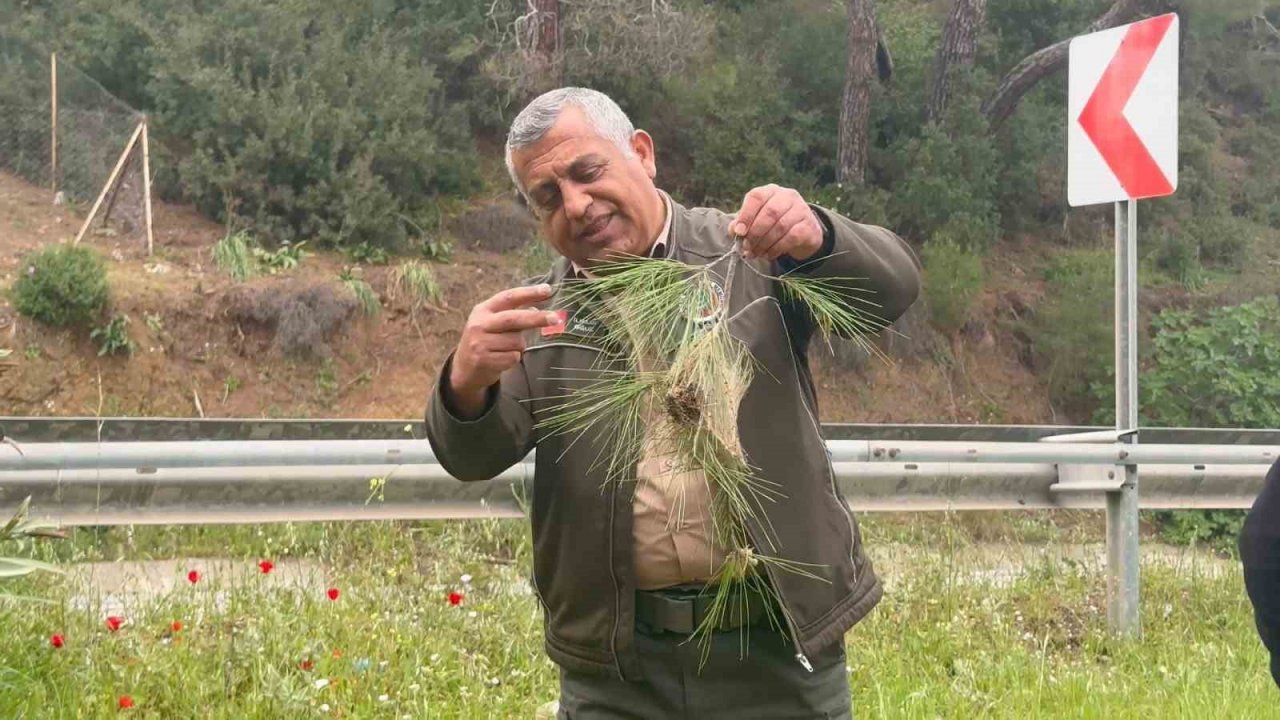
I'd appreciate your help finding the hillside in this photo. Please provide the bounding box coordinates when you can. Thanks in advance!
[4,0,1280,427]
[0,169,1057,424]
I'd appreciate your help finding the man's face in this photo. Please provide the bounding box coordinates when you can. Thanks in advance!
[510,107,664,268]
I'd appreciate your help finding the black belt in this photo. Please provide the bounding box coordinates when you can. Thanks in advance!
[635,583,775,635]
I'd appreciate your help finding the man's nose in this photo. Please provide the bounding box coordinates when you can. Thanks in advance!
[562,183,592,220]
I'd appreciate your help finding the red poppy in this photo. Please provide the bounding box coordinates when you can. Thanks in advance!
[332,649,343,659]
[300,659,315,671]
[117,695,134,710]
[326,587,340,601]
[258,560,274,575]
[448,591,464,606]
[50,634,64,649]
[171,620,183,633]
[105,616,124,632]
[186,570,200,584]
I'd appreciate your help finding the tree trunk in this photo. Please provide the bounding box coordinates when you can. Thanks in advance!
[530,0,562,94]
[982,0,1139,129]
[927,0,988,122]
[838,0,879,184]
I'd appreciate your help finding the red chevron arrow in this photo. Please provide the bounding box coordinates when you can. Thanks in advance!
[1077,14,1175,199]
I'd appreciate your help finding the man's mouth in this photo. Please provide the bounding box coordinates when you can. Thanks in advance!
[578,214,613,243]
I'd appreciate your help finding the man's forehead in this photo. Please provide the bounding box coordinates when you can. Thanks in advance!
[514,110,613,177]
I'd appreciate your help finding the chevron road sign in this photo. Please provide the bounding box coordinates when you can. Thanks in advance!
[1068,13,1179,207]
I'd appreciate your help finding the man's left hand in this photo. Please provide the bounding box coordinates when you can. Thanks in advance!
[731,184,824,263]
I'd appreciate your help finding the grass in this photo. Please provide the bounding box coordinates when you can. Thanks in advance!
[0,515,1273,718]
[390,261,441,310]
[213,232,257,282]
[339,269,381,318]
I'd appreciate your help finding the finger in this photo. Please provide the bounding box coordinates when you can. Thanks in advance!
[743,197,806,259]
[481,350,524,368]
[481,333,527,354]
[484,283,555,312]
[475,349,525,377]
[759,205,815,261]
[484,308,561,333]
[730,185,779,238]
[766,223,812,263]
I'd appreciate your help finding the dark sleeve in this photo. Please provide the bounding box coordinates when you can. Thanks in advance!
[775,205,921,338]
[425,351,535,482]
[1241,458,1280,688]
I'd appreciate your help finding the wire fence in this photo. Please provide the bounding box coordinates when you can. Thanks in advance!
[0,35,147,241]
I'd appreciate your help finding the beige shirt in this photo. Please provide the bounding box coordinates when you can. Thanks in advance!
[613,195,730,590]
[632,431,731,590]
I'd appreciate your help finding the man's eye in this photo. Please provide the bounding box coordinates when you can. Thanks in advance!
[535,193,561,213]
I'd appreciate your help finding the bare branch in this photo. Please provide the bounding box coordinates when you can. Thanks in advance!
[982,0,1140,129]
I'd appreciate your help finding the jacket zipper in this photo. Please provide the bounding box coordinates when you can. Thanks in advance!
[607,477,625,678]
[749,523,814,673]
[826,447,860,585]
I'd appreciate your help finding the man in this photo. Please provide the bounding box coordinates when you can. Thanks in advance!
[1241,458,1280,688]
[425,87,920,718]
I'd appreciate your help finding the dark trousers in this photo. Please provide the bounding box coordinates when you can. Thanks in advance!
[557,622,852,719]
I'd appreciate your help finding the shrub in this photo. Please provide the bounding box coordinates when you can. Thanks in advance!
[1140,296,1280,429]
[886,112,1001,250]
[1185,214,1253,269]
[226,280,357,359]
[1150,228,1204,289]
[1149,509,1245,553]
[253,242,309,275]
[1027,250,1113,416]
[142,3,482,250]
[921,240,986,334]
[451,202,537,253]
[348,242,390,266]
[12,245,109,327]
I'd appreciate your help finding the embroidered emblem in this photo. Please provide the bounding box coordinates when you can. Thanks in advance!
[692,280,726,327]
[541,309,569,337]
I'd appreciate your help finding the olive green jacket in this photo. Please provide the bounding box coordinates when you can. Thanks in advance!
[426,197,920,679]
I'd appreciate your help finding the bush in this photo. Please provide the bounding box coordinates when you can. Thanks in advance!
[1150,228,1205,289]
[886,112,1001,250]
[84,1,485,251]
[1140,296,1280,429]
[226,280,358,359]
[921,240,986,334]
[1149,509,1245,553]
[1027,250,1113,416]
[12,245,109,327]
[1185,214,1253,269]
[451,201,538,253]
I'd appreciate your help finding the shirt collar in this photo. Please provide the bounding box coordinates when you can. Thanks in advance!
[572,193,672,278]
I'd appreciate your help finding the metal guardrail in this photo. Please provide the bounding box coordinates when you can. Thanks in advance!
[0,432,1273,526]
[5,417,1280,444]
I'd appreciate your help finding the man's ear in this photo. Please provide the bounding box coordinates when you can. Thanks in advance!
[631,130,657,180]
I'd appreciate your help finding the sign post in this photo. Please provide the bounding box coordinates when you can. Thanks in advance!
[1068,13,1179,636]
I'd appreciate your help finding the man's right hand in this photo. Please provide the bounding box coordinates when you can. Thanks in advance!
[445,283,559,419]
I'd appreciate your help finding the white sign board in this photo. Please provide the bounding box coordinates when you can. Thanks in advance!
[1068,13,1179,207]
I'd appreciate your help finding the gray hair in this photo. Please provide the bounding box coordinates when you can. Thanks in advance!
[504,87,636,195]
